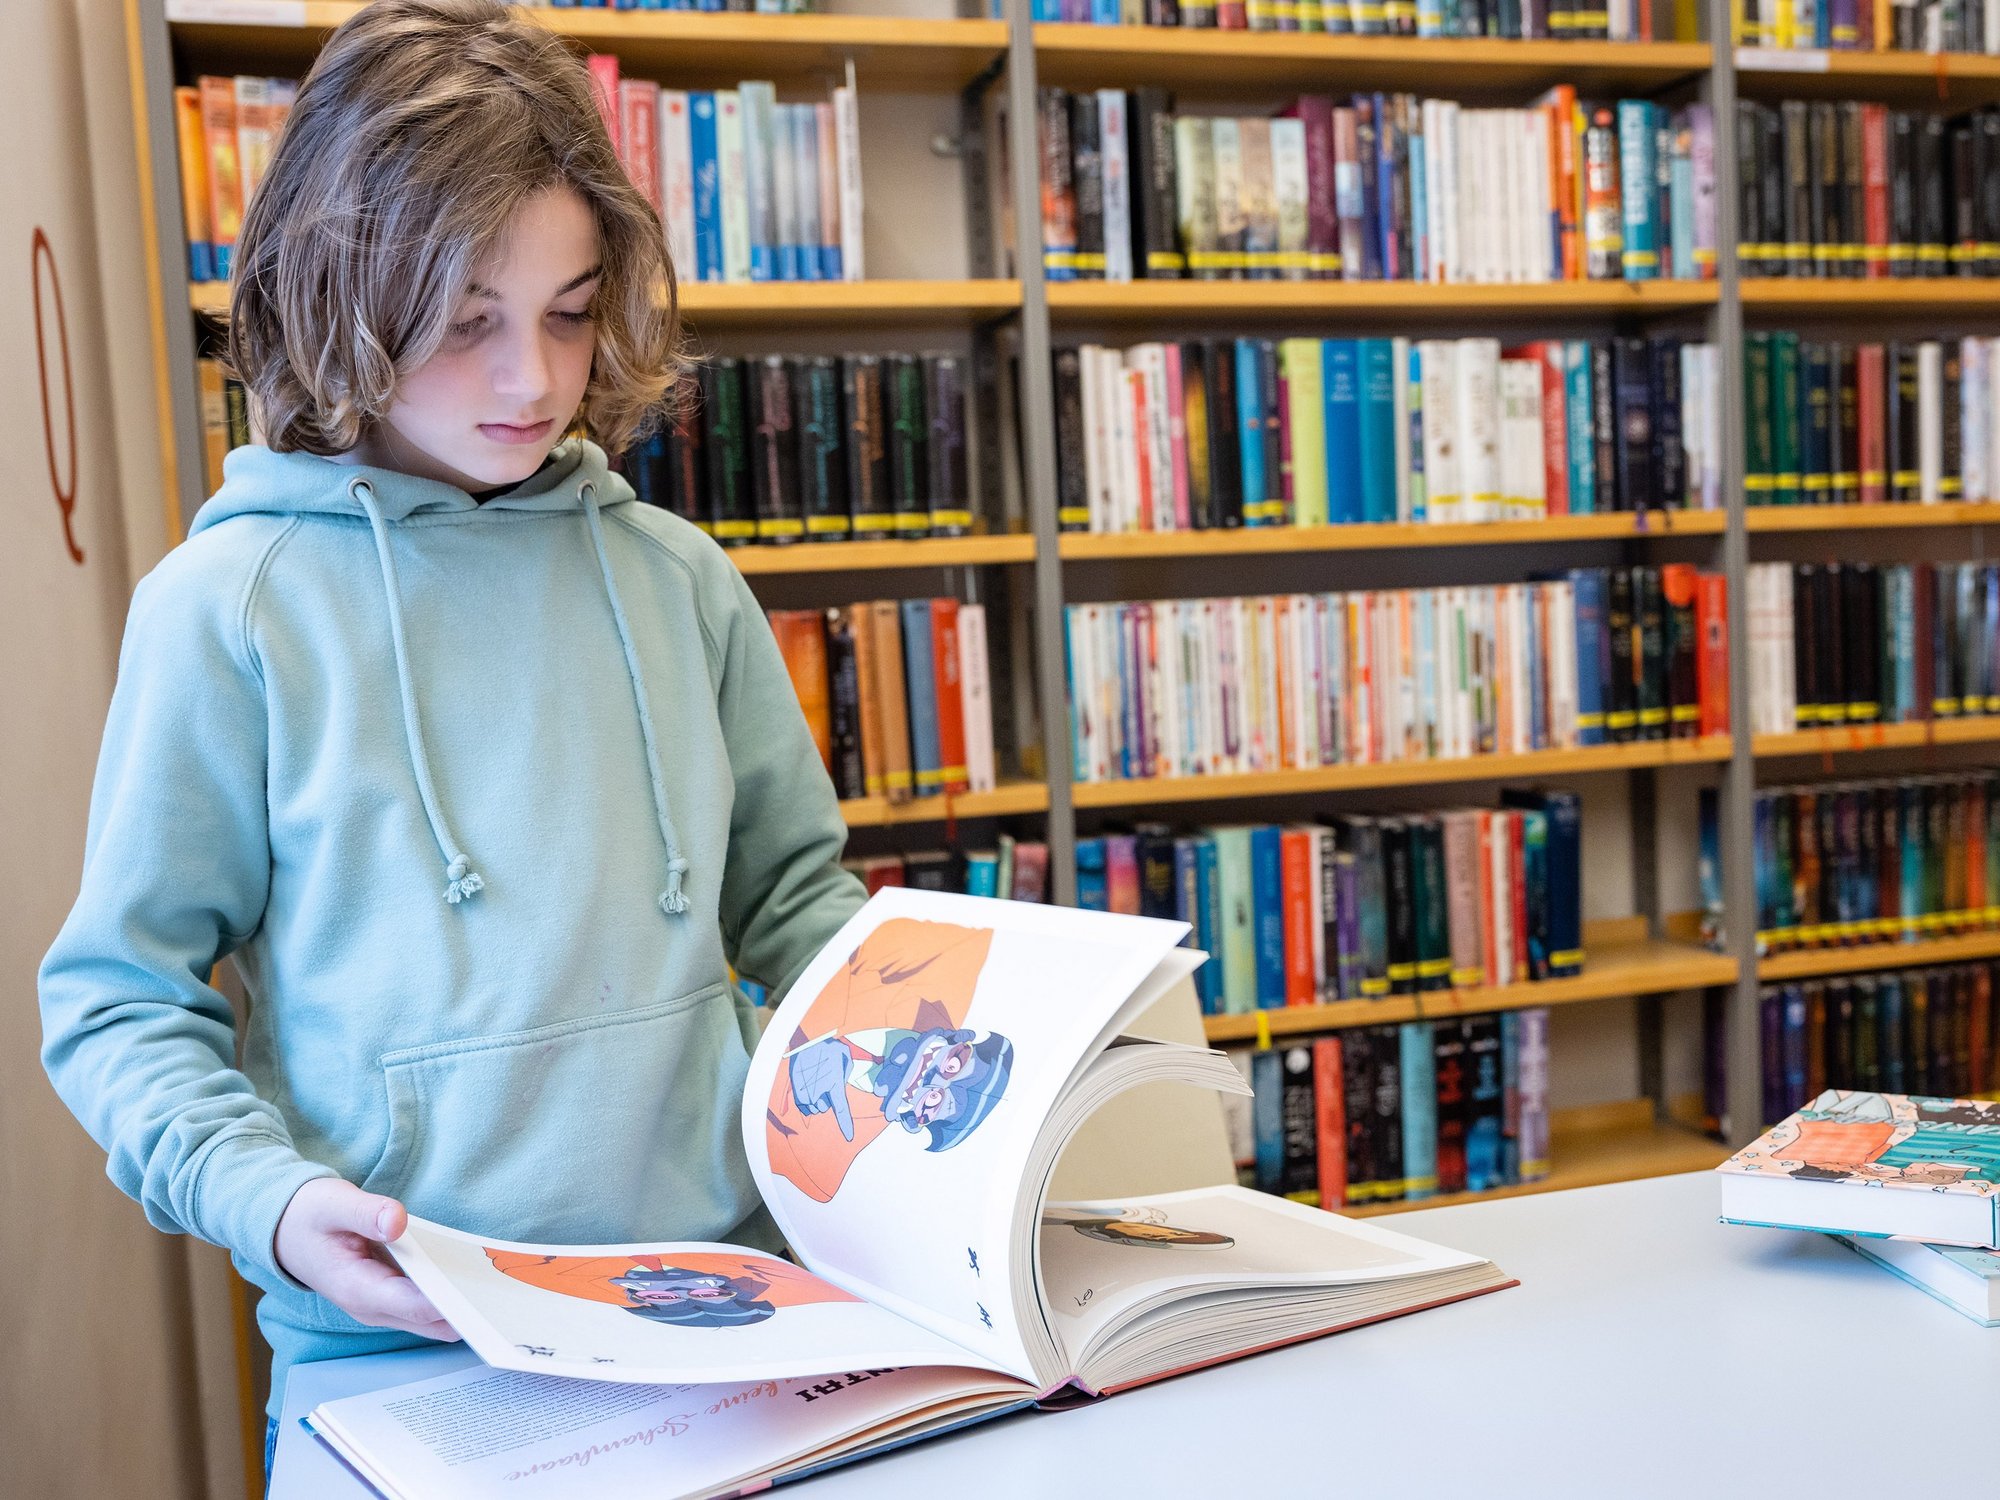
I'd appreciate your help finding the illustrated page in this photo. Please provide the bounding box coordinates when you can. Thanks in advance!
[742,888,1190,1384]
[390,1219,1012,1386]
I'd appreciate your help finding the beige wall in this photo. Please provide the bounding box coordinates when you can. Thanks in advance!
[1,2,222,1496]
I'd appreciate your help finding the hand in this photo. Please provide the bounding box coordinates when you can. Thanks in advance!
[273,1178,459,1342]
[788,1035,856,1141]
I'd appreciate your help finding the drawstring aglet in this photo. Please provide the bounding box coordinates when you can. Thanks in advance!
[443,855,485,905]
[658,856,691,916]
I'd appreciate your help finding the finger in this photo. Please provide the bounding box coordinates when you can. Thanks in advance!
[831,1085,854,1142]
[314,1185,409,1244]
[336,1255,451,1331]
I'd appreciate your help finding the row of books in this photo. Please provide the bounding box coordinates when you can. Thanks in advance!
[549,1,818,10]
[1743,562,2000,734]
[585,61,865,284]
[1053,334,1721,534]
[173,76,294,282]
[1035,87,1715,285]
[1758,961,1999,1128]
[195,357,252,491]
[1697,772,2000,953]
[1032,0,1659,36]
[1743,335,2000,506]
[1735,101,2000,279]
[844,840,1053,905]
[1063,570,1729,783]
[1739,0,2000,52]
[619,352,973,544]
[1228,1010,1554,1209]
[766,600,998,803]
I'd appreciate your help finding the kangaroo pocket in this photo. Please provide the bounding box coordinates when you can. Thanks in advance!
[363,983,759,1246]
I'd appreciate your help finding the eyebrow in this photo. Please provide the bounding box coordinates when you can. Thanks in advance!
[465,264,604,300]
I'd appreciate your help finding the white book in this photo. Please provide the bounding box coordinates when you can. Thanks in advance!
[232,75,274,203]
[1108,358,1139,534]
[1483,112,1509,284]
[1836,1235,2000,1326]
[1392,336,1414,522]
[1136,344,1175,531]
[659,91,698,279]
[1304,824,1328,999]
[1418,341,1461,523]
[1437,100,1461,284]
[1157,601,1187,778]
[1095,603,1123,781]
[732,83,775,282]
[1270,116,1310,283]
[1253,596,1283,774]
[1919,339,1943,504]
[1988,338,2000,505]
[1376,593,1404,762]
[1292,594,1320,768]
[1964,338,1990,505]
[1679,342,1703,509]
[1413,590,1438,760]
[1079,346,1107,534]
[1459,111,1487,284]
[1529,107,1554,281]
[1211,598,1239,775]
[1321,593,1347,768]
[1231,597,1260,773]
[1098,90,1132,284]
[1420,99,1444,283]
[791,105,823,282]
[1989,0,2000,54]
[1172,117,1215,280]
[769,101,801,282]
[1490,808,1516,983]
[1065,607,1095,783]
[716,91,750,284]
[1456,338,1503,523]
[1504,110,1530,283]
[1497,357,1545,522]
[958,604,996,794]
[832,84,865,281]
[1176,600,1205,777]
[1548,579,1577,748]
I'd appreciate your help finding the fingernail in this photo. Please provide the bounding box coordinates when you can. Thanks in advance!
[377,1207,396,1238]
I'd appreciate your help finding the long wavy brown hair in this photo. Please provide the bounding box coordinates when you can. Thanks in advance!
[225,0,678,458]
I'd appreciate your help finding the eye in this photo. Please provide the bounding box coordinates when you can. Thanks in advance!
[551,308,593,326]
[445,314,486,341]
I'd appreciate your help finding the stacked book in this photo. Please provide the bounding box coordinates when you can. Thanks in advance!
[1073,795,1582,1015]
[1056,335,1721,533]
[1033,0,1657,36]
[1037,87,1717,284]
[623,352,973,544]
[1719,1091,2000,1327]
[766,600,998,803]
[844,840,1053,904]
[1744,561,2000,733]
[1741,335,2000,508]
[1064,569,1728,783]
[1229,1008,1554,1212]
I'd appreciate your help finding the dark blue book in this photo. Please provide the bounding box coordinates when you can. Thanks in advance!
[1322,339,1363,524]
[1251,1047,1286,1193]
[898,598,942,797]
[1235,339,1266,523]
[1506,788,1583,979]
[1250,824,1287,1008]
[1463,1014,1505,1193]
[1358,339,1397,523]
[1194,836,1223,1013]
[1076,837,1109,912]
[1570,568,1608,747]
[689,92,723,284]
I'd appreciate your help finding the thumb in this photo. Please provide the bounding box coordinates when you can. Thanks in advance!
[327,1186,409,1244]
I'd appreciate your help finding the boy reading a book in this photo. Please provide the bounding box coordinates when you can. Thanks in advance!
[37,0,863,1468]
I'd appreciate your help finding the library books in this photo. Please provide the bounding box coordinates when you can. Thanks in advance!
[1834,1234,2000,1325]
[1075,796,1582,1015]
[174,75,297,282]
[1718,1089,2000,1247]
[1032,0,1663,37]
[307,891,1512,1499]
[1055,334,1722,532]
[624,352,974,544]
[1741,335,2000,507]
[1064,570,1728,782]
[848,838,1053,904]
[767,599,998,803]
[1744,564,2000,733]
[592,63,864,284]
[1037,87,1716,285]
[1738,0,2000,49]
[1227,1008,1553,1209]
[1734,102,2000,280]
[1759,959,1999,1127]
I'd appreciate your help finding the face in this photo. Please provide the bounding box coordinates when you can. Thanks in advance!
[883,1029,980,1130]
[347,184,602,492]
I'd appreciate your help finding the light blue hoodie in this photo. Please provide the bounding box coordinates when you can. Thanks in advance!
[39,438,864,1411]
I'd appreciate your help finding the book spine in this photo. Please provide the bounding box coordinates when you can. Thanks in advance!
[822,607,866,799]
[749,356,802,543]
[796,356,848,541]
[899,599,943,796]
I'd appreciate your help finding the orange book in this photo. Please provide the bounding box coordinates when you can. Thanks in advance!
[1312,1034,1346,1211]
[1280,829,1315,1006]
[869,601,914,804]
[1695,571,1731,737]
[1475,810,1498,989]
[929,599,969,794]
[173,86,212,280]
[197,76,244,278]
[767,610,832,771]
[843,604,886,799]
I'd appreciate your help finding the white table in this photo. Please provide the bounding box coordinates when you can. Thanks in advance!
[274,1172,2000,1498]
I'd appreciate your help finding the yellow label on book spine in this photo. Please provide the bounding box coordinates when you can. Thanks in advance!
[852,513,896,533]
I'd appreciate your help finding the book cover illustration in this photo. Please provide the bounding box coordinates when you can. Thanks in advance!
[1722,1090,2000,1194]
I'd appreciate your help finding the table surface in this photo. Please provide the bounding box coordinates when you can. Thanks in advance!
[275,1171,2000,1499]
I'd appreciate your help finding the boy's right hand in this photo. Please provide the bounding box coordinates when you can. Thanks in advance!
[273,1178,460,1342]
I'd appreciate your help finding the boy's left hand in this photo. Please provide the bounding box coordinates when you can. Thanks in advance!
[274,1178,460,1341]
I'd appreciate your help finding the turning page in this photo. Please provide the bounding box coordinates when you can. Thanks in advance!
[740,888,1190,1385]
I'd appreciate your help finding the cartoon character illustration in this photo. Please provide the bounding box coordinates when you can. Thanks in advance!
[1726,1091,2000,1191]
[766,918,1015,1204]
[1040,1206,1235,1249]
[485,1250,859,1329]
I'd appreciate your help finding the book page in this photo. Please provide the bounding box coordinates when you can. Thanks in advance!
[389,1220,1010,1385]
[307,1359,1028,1500]
[741,889,1190,1384]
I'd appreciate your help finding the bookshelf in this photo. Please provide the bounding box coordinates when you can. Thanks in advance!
[1732,44,2000,107]
[1047,280,1719,319]
[1757,929,2000,983]
[1059,511,1726,560]
[1753,720,2000,758]
[1741,503,2000,532]
[732,534,1034,574]
[839,780,1050,828]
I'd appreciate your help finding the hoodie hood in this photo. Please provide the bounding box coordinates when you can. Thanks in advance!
[190,438,693,918]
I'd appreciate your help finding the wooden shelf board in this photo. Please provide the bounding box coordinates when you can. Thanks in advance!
[1734,45,2000,106]
[1347,1097,1727,1218]
[1048,279,1717,321]
[190,279,1022,325]
[1060,511,1723,560]
[839,781,1048,829]
[1201,925,1737,1044]
[1757,927,2000,982]
[166,4,1009,88]
[1033,27,1711,95]
[1071,736,1734,810]
[1741,280,2000,311]
[1753,717,2000,757]
[1744,502,2000,531]
[731,534,1033,574]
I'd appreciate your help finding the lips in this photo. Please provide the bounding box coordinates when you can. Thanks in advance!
[479,418,553,445]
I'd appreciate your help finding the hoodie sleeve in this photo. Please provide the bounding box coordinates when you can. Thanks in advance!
[39,533,337,1287]
[712,566,866,1014]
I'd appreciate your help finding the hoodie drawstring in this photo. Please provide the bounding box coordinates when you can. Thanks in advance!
[578,482,693,916]
[350,478,486,906]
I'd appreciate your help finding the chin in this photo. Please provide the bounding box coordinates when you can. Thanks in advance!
[460,436,561,487]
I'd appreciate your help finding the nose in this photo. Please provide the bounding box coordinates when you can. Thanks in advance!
[491,326,554,405]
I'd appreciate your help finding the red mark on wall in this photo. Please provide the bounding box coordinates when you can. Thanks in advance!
[33,227,82,564]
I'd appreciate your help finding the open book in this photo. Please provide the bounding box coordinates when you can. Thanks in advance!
[306,890,1513,1499]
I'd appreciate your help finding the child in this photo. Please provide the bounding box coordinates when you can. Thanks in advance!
[38,0,864,1442]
